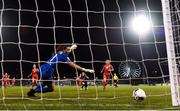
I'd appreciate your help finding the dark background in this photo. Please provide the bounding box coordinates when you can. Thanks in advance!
[0,0,170,83]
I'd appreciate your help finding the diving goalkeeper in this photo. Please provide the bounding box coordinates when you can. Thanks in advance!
[27,44,94,97]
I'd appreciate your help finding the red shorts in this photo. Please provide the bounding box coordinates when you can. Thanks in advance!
[32,76,38,80]
[103,74,110,79]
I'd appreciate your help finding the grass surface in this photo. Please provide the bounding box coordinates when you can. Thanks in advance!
[0,85,179,110]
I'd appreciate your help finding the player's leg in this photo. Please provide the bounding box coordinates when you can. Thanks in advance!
[34,79,37,86]
[28,64,50,96]
[35,76,39,87]
[84,81,88,90]
[12,81,15,86]
[114,80,116,87]
[27,80,46,97]
[114,80,117,87]
[34,78,54,93]
[32,76,38,88]
[46,80,54,92]
[81,80,85,90]
[107,75,111,86]
[81,82,84,89]
[78,79,83,90]
[103,75,110,91]
[102,75,107,91]
[34,71,54,93]
[5,80,8,87]
[33,65,53,93]
[8,80,10,87]
[28,64,55,97]
[28,77,53,96]
[34,80,46,92]
[32,78,35,87]
[5,80,8,88]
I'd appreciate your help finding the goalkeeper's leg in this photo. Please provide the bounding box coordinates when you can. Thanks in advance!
[28,64,55,97]
[34,80,54,93]
[27,80,54,97]
[27,81,45,97]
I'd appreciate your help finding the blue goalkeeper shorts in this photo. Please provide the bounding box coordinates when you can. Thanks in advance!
[40,63,54,80]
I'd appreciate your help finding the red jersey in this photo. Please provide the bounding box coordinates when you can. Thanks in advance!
[32,68,39,77]
[7,76,10,82]
[103,64,113,75]
[2,74,8,81]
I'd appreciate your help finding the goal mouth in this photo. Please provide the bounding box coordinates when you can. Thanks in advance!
[0,0,179,110]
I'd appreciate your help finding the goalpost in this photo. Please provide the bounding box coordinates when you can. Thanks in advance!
[0,0,180,109]
[162,0,180,106]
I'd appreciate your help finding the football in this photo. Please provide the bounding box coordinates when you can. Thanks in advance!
[133,88,146,101]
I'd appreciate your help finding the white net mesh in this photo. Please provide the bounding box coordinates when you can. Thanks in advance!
[0,0,179,110]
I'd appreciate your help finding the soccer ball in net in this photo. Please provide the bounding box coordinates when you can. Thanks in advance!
[132,88,146,101]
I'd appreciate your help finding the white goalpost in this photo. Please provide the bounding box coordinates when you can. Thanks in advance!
[162,0,180,106]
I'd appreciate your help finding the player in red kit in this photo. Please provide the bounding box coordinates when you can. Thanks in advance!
[6,75,10,87]
[2,73,6,87]
[101,60,114,91]
[31,64,39,88]
[2,73,9,87]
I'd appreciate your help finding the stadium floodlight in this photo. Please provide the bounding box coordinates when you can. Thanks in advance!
[131,14,151,35]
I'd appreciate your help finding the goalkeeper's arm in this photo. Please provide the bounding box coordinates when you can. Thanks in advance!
[67,61,94,73]
[65,44,94,73]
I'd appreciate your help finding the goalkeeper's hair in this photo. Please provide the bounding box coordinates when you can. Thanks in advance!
[56,44,72,52]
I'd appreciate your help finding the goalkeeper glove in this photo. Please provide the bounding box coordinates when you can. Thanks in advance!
[70,44,77,50]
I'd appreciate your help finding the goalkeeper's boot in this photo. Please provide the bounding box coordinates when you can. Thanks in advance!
[27,89,36,97]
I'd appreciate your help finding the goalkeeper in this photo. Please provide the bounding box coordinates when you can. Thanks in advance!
[27,44,94,97]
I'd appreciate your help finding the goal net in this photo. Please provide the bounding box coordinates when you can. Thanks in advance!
[0,0,180,109]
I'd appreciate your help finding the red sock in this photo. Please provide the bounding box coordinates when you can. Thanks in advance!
[102,80,105,86]
[103,80,107,90]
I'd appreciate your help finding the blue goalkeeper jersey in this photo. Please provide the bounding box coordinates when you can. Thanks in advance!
[47,52,70,67]
[40,52,70,79]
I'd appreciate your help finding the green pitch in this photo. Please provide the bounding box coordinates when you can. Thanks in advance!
[0,85,179,110]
